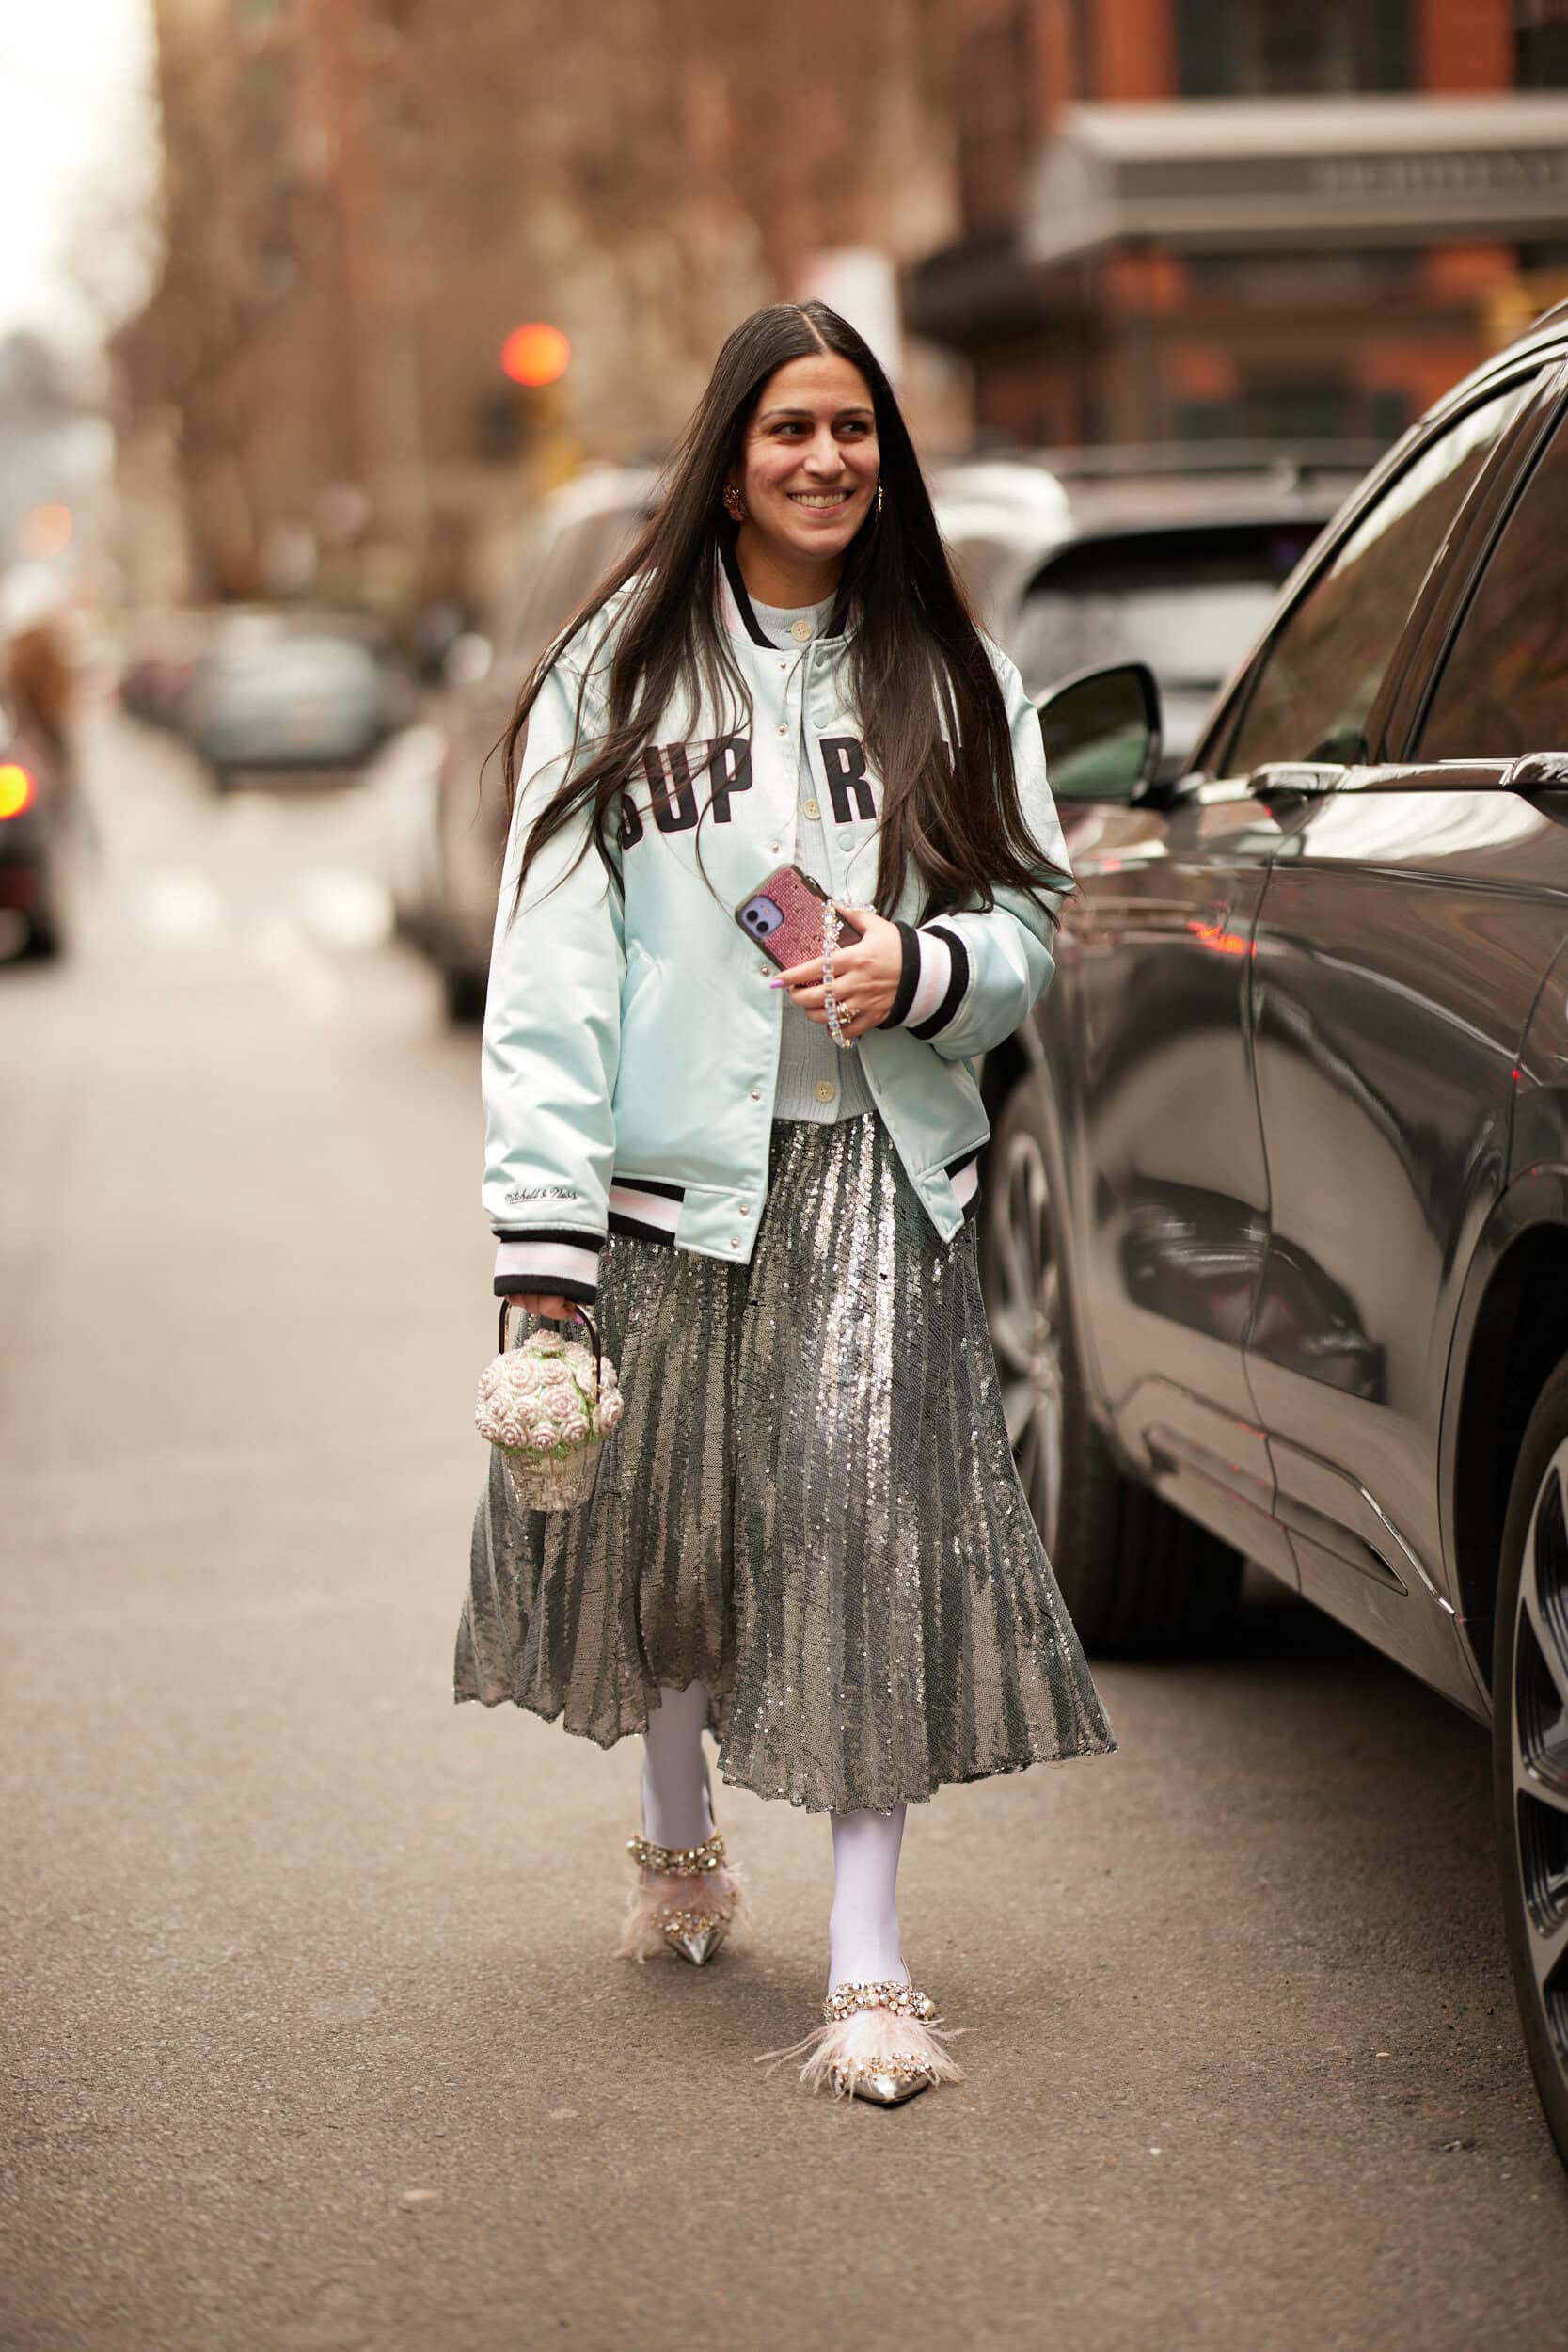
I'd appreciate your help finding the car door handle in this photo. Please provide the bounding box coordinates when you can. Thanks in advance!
[1249,763,1345,806]
[1504,753,1568,795]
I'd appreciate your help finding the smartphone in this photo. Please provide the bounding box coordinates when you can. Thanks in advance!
[735,865,863,972]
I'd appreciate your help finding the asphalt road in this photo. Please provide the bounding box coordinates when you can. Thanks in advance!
[3,710,1566,2352]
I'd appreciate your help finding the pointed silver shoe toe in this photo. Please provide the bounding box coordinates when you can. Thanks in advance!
[837,2061,933,2106]
[669,1920,729,1966]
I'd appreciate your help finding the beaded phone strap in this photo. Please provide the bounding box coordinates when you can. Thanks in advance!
[822,895,856,1051]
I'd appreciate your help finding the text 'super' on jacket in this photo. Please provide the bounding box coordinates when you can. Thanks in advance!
[483,573,1071,1305]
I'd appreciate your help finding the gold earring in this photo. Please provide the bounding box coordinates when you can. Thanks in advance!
[723,485,745,521]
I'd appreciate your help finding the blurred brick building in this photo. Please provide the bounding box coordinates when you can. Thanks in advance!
[114,0,960,611]
[910,0,1568,450]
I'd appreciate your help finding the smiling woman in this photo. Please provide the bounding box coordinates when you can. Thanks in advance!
[457,300,1114,2112]
[723,354,881,606]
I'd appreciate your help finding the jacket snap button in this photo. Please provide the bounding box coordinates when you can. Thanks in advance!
[837,830,855,850]
[729,1237,741,1249]
[750,1089,762,1102]
[739,1203,751,1217]
[768,841,781,854]
[759,961,771,977]
[777,723,788,737]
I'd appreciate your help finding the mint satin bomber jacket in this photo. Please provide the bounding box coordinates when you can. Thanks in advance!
[483,572,1071,1306]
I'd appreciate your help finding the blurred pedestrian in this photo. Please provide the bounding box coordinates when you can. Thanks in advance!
[6,616,75,762]
[458,300,1117,2106]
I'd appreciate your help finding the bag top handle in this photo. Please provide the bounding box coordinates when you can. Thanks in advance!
[498,1299,603,1393]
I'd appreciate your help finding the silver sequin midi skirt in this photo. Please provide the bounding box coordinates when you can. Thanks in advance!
[456,1111,1117,1812]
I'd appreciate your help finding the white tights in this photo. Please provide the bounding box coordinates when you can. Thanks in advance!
[641,1680,908,1990]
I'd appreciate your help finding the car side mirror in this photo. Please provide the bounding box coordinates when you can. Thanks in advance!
[1036,661,1162,804]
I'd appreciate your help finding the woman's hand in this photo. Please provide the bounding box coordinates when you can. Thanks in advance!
[502,1293,582,1322]
[771,909,904,1041]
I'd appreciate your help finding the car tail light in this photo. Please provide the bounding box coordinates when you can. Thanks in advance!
[0,762,36,819]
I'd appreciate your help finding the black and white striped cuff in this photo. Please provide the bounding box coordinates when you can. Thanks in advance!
[880,922,971,1041]
[492,1227,604,1303]
[607,1178,685,1244]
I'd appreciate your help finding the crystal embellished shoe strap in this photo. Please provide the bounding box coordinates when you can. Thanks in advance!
[822,1979,938,2025]
[626,1829,728,1877]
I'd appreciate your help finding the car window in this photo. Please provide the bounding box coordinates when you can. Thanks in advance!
[1416,406,1568,762]
[1010,523,1324,703]
[1221,380,1535,775]
[213,639,382,698]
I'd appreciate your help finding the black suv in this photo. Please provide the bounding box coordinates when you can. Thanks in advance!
[976,305,1568,2166]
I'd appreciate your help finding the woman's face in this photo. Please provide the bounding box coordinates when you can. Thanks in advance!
[729,351,880,573]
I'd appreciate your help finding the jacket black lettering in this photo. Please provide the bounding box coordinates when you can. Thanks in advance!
[647,745,700,834]
[707,735,752,822]
[821,737,876,823]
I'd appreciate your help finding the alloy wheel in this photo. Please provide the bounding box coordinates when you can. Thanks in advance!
[1510,1440,1568,2098]
[987,1121,1065,1554]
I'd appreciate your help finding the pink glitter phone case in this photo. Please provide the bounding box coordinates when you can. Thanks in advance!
[735,865,863,971]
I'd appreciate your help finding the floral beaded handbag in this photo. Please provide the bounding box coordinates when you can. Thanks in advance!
[474,1304,624,1513]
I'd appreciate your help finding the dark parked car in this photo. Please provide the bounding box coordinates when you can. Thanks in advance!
[976,304,1568,2166]
[0,712,77,959]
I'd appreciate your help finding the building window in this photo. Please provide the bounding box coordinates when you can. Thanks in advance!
[1176,0,1411,97]
[1516,2,1568,86]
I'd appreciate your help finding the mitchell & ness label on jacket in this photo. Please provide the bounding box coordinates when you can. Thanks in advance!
[617,736,877,848]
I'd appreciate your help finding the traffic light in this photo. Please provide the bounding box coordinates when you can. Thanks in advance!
[500,324,570,388]
[478,325,572,461]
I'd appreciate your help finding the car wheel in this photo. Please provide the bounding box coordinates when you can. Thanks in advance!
[21,911,64,960]
[1493,1351,1568,2172]
[978,1078,1243,1654]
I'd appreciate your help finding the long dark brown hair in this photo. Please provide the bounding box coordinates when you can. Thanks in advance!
[499,300,1069,925]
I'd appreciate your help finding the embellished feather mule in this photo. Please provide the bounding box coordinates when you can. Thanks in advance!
[759,1979,965,2106]
[616,1828,744,1966]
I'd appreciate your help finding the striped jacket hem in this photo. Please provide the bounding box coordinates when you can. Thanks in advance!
[492,1153,983,1303]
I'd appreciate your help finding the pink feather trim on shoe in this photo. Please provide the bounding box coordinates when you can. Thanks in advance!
[758,2002,964,2096]
[615,1864,744,1963]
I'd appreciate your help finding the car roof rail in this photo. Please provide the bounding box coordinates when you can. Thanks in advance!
[1012,438,1389,485]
